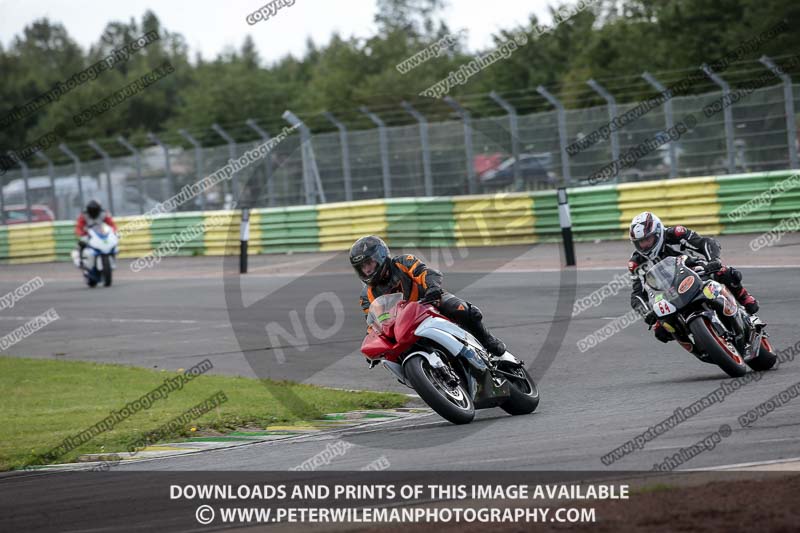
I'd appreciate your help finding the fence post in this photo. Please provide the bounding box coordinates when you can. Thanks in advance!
[401,101,433,196]
[587,79,621,166]
[283,110,326,205]
[211,123,239,203]
[322,112,353,201]
[147,132,176,197]
[0,168,4,224]
[245,119,276,207]
[444,96,477,194]
[178,129,206,211]
[760,55,799,170]
[488,91,523,190]
[116,136,144,214]
[9,153,32,222]
[701,64,736,174]
[360,106,392,198]
[58,143,85,217]
[642,72,678,178]
[87,140,115,214]
[34,151,57,218]
[536,86,573,185]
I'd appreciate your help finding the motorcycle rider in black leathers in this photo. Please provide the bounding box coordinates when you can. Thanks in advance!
[350,235,507,359]
[628,212,759,344]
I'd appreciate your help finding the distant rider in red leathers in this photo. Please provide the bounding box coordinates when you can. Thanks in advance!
[72,200,117,267]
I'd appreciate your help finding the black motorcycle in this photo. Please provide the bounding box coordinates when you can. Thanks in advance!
[643,255,777,377]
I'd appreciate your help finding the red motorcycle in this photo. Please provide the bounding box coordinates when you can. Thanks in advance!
[361,293,539,424]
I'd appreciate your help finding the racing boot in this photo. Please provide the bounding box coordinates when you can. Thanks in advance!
[471,319,507,357]
[733,286,759,314]
[715,267,759,314]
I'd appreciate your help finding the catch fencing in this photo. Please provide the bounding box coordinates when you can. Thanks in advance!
[1,74,798,225]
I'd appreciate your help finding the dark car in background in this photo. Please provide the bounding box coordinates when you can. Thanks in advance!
[479,153,557,190]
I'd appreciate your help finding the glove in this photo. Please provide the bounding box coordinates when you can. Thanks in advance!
[654,323,672,343]
[643,310,657,326]
[692,260,721,275]
[420,286,443,304]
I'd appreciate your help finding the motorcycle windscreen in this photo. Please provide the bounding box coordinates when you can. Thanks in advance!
[90,223,111,237]
[645,257,702,308]
[366,293,403,329]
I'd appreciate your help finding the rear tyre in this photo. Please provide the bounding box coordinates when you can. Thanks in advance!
[748,337,777,371]
[689,317,747,377]
[101,255,112,287]
[499,365,540,415]
[404,355,474,425]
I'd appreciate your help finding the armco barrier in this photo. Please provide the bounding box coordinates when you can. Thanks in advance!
[1,171,797,264]
[717,170,800,233]
[617,176,723,236]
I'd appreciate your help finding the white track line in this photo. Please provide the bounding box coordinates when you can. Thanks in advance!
[0,315,198,324]
[690,456,800,471]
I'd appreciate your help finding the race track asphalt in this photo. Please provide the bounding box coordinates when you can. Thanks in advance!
[2,234,800,472]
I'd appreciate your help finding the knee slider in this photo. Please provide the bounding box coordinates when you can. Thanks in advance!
[468,304,483,322]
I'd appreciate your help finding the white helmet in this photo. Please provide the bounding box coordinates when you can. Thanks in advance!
[629,211,665,260]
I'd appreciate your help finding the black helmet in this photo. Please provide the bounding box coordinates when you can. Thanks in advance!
[86,200,102,219]
[349,236,391,285]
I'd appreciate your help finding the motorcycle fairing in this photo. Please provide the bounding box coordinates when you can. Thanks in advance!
[414,317,512,407]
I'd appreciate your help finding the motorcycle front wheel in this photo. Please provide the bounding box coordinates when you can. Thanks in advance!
[689,317,747,377]
[404,355,474,425]
[101,255,112,287]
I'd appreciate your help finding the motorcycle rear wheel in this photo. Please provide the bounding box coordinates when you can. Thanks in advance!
[689,317,747,377]
[404,355,474,425]
[499,364,540,416]
[748,337,777,371]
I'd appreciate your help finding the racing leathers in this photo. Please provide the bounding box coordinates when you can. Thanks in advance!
[359,254,507,357]
[628,225,759,343]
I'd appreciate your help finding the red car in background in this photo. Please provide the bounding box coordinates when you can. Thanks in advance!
[3,204,56,224]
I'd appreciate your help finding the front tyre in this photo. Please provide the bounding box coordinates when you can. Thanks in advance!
[404,356,475,425]
[689,317,747,377]
[499,364,540,415]
[101,255,112,287]
[748,337,777,371]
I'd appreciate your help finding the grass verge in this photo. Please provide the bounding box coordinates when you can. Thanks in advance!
[0,356,407,471]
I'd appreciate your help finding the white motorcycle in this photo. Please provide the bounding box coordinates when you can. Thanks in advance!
[72,223,119,287]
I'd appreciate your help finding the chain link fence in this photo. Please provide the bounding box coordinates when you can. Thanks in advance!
[2,82,798,224]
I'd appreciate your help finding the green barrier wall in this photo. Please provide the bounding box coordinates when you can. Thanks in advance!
[2,170,797,263]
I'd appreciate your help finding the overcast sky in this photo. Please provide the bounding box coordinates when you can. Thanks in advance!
[1,0,564,64]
